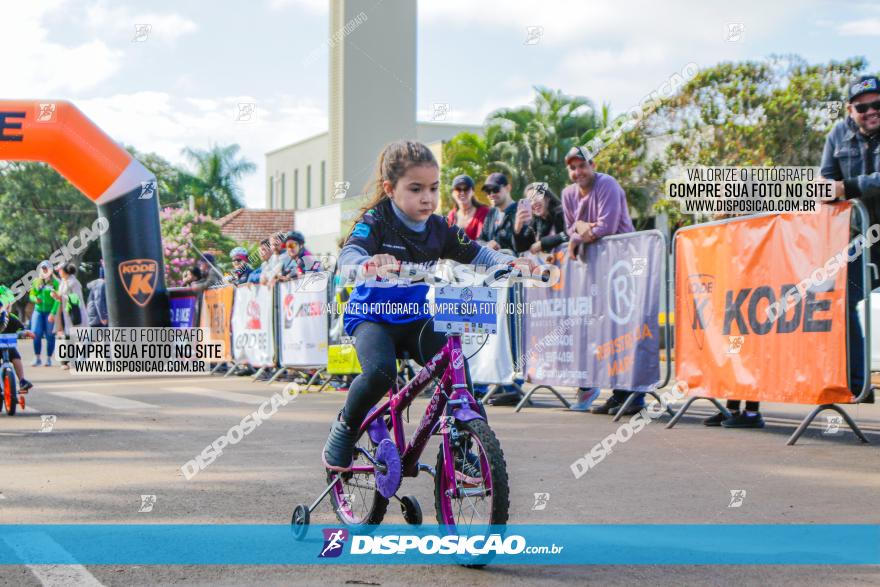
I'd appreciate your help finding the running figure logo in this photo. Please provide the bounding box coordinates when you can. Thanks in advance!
[138,495,157,513]
[728,490,746,508]
[319,528,349,558]
[39,415,56,433]
[532,492,550,510]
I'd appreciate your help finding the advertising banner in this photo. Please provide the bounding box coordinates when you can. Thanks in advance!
[524,231,664,390]
[231,285,275,368]
[675,204,852,404]
[277,273,330,367]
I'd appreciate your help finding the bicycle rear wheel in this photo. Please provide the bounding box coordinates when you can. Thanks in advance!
[3,368,17,416]
[327,434,388,528]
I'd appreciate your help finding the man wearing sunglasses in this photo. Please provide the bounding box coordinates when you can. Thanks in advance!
[821,74,880,206]
[821,74,880,401]
[477,172,518,252]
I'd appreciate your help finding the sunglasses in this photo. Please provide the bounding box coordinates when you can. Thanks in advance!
[453,186,471,193]
[854,100,880,114]
[286,242,299,249]
[526,183,548,199]
[484,186,501,195]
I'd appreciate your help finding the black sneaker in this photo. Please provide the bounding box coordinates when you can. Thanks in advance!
[590,397,622,414]
[721,411,765,429]
[322,417,359,472]
[18,379,33,393]
[609,402,645,417]
[703,411,738,427]
[488,391,522,406]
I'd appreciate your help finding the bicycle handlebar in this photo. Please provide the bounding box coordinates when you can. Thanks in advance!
[392,261,551,285]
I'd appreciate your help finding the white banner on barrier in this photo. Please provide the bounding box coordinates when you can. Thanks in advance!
[427,276,515,385]
[277,273,330,367]
[231,285,275,368]
[461,284,515,385]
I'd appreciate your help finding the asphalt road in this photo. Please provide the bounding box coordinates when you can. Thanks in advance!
[1,346,879,586]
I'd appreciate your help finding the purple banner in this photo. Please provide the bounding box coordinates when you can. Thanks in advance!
[523,231,663,391]
[169,294,198,329]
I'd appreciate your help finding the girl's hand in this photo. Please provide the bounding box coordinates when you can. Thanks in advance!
[363,254,398,278]
[567,240,579,260]
[509,256,539,275]
[529,242,542,254]
[48,314,55,324]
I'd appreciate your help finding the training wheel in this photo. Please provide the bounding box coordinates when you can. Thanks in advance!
[291,504,310,539]
[400,495,422,525]
[374,438,402,499]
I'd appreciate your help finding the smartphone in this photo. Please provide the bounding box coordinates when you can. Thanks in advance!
[517,198,533,222]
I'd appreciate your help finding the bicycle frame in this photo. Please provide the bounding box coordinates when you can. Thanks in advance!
[353,332,483,479]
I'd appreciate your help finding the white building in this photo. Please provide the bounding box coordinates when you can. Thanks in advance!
[264,0,482,255]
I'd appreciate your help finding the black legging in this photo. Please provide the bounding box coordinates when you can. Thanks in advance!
[342,318,473,429]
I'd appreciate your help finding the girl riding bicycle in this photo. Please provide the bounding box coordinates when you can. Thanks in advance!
[323,140,536,471]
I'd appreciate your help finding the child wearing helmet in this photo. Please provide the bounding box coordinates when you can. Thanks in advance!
[279,230,321,280]
[228,246,252,285]
[0,286,36,393]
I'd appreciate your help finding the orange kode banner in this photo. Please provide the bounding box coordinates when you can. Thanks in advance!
[199,285,234,362]
[675,204,854,405]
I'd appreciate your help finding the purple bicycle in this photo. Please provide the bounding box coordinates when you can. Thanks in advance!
[292,265,546,540]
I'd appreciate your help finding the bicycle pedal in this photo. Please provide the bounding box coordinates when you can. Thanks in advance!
[417,463,436,478]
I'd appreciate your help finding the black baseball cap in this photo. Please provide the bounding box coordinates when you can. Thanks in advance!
[482,172,508,191]
[848,75,880,102]
[452,174,474,190]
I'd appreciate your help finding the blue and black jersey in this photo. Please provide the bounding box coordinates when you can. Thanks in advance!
[340,198,486,335]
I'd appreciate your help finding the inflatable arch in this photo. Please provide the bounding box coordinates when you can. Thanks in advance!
[0,100,169,326]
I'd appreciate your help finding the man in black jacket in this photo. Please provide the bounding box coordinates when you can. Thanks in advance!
[478,173,518,252]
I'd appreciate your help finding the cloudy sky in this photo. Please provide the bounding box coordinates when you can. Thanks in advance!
[4,0,877,208]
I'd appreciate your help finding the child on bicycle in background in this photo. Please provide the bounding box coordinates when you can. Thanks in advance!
[323,140,536,471]
[0,286,36,393]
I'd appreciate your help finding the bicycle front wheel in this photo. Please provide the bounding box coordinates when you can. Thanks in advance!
[434,418,509,531]
[3,368,17,416]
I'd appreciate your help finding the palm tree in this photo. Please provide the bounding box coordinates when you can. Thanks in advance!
[485,87,603,196]
[182,144,256,217]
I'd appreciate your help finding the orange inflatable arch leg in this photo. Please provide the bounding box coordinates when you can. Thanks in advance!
[0,100,170,326]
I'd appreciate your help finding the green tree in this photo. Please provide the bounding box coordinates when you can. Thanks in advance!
[182,144,256,218]
[485,86,603,196]
[644,55,868,229]
[160,207,238,286]
[0,162,101,283]
[125,146,200,210]
[440,132,492,212]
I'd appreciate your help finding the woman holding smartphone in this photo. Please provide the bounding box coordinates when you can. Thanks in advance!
[513,182,568,254]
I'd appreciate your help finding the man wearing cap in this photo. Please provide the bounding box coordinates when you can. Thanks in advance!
[562,146,635,260]
[447,175,489,240]
[477,172,518,252]
[821,74,880,400]
[197,253,225,288]
[821,75,880,208]
[561,146,643,416]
